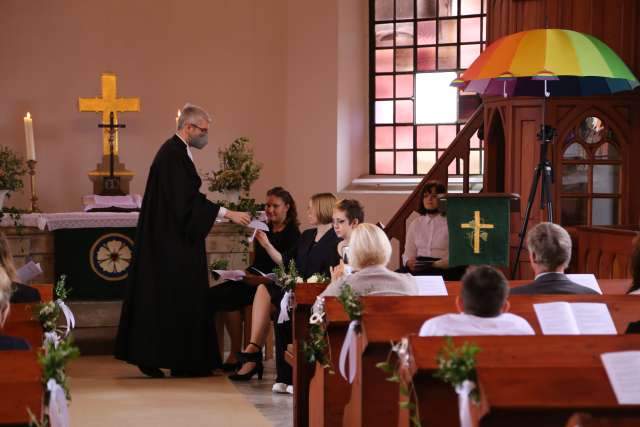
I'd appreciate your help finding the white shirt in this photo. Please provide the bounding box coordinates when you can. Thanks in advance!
[419,313,535,336]
[629,288,640,295]
[402,214,449,265]
[175,133,227,220]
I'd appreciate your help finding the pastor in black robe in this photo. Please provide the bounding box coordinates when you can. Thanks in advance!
[115,135,221,371]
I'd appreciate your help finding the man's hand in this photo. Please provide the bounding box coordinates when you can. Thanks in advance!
[225,210,251,226]
[330,261,346,282]
[406,258,417,272]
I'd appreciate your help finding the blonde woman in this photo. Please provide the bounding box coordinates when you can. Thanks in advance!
[322,223,418,297]
[0,266,30,350]
[0,233,40,303]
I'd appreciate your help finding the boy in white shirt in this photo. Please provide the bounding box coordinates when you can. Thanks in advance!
[419,265,535,336]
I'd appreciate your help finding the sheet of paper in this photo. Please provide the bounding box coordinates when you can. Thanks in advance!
[566,274,602,294]
[571,302,617,335]
[601,351,640,404]
[213,270,246,281]
[533,302,580,335]
[16,261,43,283]
[414,275,448,296]
[247,220,269,232]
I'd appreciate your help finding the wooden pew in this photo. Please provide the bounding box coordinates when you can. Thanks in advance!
[0,350,43,425]
[2,303,43,349]
[326,295,640,427]
[31,283,54,302]
[400,335,640,427]
[566,412,640,427]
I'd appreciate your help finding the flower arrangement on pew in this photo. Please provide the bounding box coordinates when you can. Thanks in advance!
[376,338,422,427]
[336,283,363,383]
[29,275,80,427]
[434,337,481,403]
[302,295,333,372]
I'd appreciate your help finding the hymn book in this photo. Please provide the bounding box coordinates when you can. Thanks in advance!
[413,276,448,296]
[601,351,640,404]
[533,302,617,335]
[16,261,43,283]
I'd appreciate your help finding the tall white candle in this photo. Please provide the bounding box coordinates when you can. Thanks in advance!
[24,112,36,161]
[176,109,181,129]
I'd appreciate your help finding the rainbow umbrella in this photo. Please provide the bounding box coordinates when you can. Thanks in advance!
[452,28,639,97]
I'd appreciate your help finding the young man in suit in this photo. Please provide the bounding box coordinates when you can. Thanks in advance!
[511,222,598,295]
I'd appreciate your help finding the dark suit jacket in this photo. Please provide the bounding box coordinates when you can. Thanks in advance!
[0,335,30,351]
[510,272,599,295]
[10,282,41,303]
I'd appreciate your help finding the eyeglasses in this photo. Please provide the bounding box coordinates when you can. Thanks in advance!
[189,123,209,134]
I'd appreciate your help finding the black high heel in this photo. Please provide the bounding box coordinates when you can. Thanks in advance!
[221,361,241,372]
[228,342,263,381]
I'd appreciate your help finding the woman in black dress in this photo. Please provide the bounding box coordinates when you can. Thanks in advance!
[229,193,342,393]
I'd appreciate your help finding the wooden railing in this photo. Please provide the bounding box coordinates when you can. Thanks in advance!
[385,106,484,259]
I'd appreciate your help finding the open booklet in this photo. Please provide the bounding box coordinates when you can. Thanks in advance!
[413,275,448,296]
[601,351,640,404]
[533,302,617,335]
[247,266,277,281]
[16,261,43,283]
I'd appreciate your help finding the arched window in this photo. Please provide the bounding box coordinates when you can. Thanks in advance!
[560,116,622,226]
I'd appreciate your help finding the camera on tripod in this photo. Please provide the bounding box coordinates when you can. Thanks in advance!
[537,124,557,142]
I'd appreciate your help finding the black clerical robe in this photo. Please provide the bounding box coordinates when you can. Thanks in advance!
[115,135,221,371]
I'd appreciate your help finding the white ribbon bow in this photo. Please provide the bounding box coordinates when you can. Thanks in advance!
[455,380,476,427]
[47,379,70,427]
[44,332,60,348]
[56,300,75,337]
[338,320,359,383]
[277,290,292,324]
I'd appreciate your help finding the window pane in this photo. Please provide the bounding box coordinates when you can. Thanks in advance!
[396,126,414,149]
[417,151,437,174]
[561,198,588,226]
[375,0,394,21]
[448,157,459,174]
[438,125,457,148]
[375,49,394,72]
[469,131,480,148]
[563,143,587,160]
[417,125,436,148]
[396,0,414,19]
[416,72,458,123]
[460,44,480,68]
[395,100,414,123]
[376,151,394,174]
[375,23,395,47]
[593,165,619,193]
[396,74,414,97]
[396,48,414,71]
[460,18,481,42]
[438,19,457,43]
[417,47,436,70]
[561,164,589,193]
[396,22,414,46]
[375,75,394,99]
[592,198,618,226]
[396,151,414,174]
[469,149,482,174]
[417,21,436,44]
[439,0,457,17]
[375,126,394,149]
[375,100,394,124]
[417,0,437,18]
[579,116,605,144]
[594,143,620,160]
[461,0,482,15]
[459,93,481,121]
[438,46,457,69]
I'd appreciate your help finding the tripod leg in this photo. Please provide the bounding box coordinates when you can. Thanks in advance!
[542,165,554,222]
[511,165,543,279]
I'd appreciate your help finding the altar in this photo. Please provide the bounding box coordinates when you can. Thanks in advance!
[1,212,249,300]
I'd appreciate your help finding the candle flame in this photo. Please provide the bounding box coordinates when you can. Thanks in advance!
[26,112,31,119]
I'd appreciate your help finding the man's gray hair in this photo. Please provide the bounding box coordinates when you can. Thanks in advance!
[177,103,212,130]
[526,222,572,270]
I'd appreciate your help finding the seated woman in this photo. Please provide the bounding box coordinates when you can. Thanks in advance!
[228,193,342,394]
[332,199,364,267]
[0,266,30,351]
[401,181,465,280]
[207,187,300,369]
[0,234,41,303]
[321,223,418,297]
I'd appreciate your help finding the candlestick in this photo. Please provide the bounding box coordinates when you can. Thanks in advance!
[24,112,36,161]
[176,109,181,129]
[26,160,40,212]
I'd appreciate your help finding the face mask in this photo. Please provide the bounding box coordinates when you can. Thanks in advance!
[190,133,208,149]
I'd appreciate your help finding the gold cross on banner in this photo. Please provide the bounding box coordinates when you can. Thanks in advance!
[460,210,495,254]
[78,73,140,156]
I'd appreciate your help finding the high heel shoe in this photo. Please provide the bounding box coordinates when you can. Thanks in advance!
[221,361,241,372]
[228,342,263,381]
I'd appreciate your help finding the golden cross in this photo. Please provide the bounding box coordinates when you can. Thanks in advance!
[78,73,140,156]
[460,210,494,254]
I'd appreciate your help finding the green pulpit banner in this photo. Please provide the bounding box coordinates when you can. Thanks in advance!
[445,195,513,267]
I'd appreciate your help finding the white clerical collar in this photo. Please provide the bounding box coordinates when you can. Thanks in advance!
[175,133,194,162]
[534,271,559,280]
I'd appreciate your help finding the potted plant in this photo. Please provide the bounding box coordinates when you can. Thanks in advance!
[205,137,262,204]
[0,146,27,210]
